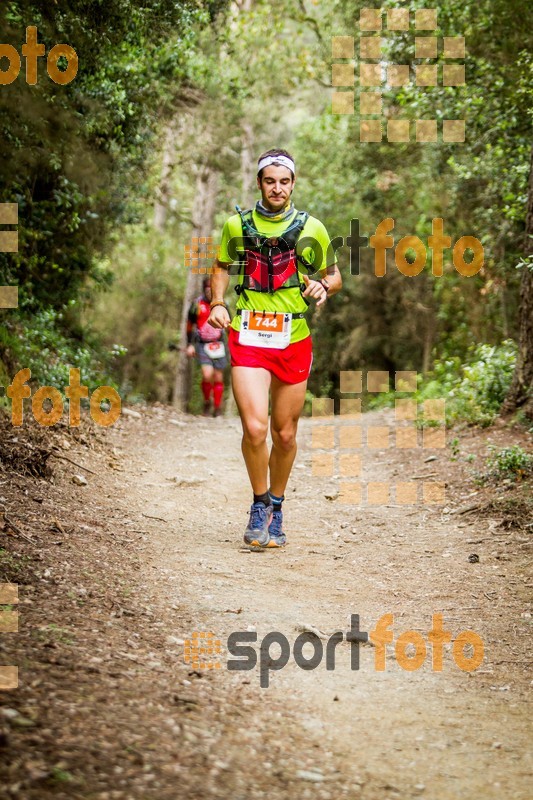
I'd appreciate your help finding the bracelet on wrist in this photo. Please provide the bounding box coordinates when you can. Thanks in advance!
[210,301,227,310]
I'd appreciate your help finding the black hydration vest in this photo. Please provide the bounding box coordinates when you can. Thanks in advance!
[234,206,315,298]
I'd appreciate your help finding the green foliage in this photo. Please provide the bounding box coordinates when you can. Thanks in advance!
[290,0,531,404]
[0,308,118,389]
[35,624,75,646]
[1,0,530,406]
[48,768,77,785]
[303,388,315,417]
[0,0,212,305]
[0,0,228,387]
[419,341,517,425]
[366,340,517,424]
[90,225,184,402]
[449,437,461,459]
[485,445,533,480]
[0,550,30,581]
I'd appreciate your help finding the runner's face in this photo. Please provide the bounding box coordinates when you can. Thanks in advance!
[204,284,212,301]
[257,165,295,212]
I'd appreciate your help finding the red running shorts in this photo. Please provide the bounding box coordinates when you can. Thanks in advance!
[228,327,313,384]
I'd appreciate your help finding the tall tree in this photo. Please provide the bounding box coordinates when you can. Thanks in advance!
[173,164,220,411]
[502,146,533,419]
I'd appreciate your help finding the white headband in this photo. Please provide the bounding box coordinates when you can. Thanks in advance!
[257,155,295,175]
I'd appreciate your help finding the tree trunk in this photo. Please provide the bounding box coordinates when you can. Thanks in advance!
[153,124,178,231]
[173,165,219,411]
[218,119,256,419]
[422,315,434,375]
[502,144,533,420]
[240,120,255,208]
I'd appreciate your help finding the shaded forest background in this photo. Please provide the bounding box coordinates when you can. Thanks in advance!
[0,0,532,423]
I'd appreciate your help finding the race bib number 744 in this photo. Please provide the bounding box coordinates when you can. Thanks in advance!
[238,310,292,349]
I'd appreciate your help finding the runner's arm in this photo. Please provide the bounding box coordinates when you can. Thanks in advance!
[319,262,342,297]
[303,263,342,307]
[208,260,231,329]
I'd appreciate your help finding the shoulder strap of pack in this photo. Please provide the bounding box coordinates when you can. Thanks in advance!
[235,205,259,239]
[293,210,309,232]
[233,207,252,296]
[274,210,309,252]
[278,209,309,240]
[290,211,316,273]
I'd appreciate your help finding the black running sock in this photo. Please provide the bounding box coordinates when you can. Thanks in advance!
[253,492,270,506]
[268,491,284,511]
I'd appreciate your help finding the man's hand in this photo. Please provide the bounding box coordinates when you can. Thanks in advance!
[208,305,231,329]
[302,274,328,307]
[186,344,196,358]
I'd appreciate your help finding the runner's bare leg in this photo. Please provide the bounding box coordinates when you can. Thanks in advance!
[231,366,271,495]
[269,375,307,497]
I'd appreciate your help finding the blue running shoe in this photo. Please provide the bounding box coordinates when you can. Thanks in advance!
[267,509,286,547]
[244,502,273,547]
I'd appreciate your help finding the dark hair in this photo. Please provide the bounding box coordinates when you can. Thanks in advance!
[202,276,211,289]
[257,148,295,179]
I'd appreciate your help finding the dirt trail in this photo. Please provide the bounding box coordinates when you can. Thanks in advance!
[1,407,531,799]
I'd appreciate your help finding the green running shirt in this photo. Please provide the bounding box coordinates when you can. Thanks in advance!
[218,209,337,344]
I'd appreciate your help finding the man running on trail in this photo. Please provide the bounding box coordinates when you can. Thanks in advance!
[207,148,342,547]
[186,277,227,417]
